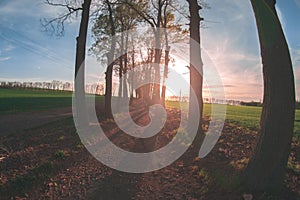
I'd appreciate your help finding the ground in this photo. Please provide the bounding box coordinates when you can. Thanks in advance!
[0,107,72,135]
[0,98,299,200]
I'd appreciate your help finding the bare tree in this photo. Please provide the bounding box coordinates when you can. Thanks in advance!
[160,0,171,107]
[186,0,204,157]
[103,0,117,118]
[43,0,92,125]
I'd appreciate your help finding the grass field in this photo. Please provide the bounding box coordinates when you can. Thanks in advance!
[1,88,299,137]
[0,88,104,114]
[166,101,300,137]
[0,88,73,114]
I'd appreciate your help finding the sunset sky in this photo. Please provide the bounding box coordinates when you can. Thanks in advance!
[0,0,299,101]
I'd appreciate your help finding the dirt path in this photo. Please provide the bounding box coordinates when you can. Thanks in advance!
[0,107,73,135]
[0,100,299,199]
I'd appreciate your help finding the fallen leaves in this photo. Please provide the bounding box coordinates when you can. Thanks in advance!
[0,101,299,199]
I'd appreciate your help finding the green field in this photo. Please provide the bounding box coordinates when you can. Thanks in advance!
[0,88,73,114]
[166,101,300,137]
[0,88,107,114]
[0,88,74,98]
[1,88,299,137]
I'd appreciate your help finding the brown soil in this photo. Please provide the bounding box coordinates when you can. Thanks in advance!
[0,100,299,200]
[0,107,72,136]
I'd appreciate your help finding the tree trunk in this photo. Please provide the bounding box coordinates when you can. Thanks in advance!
[118,32,124,98]
[145,49,153,101]
[243,0,295,192]
[122,31,129,98]
[152,0,163,104]
[187,0,204,156]
[161,45,170,107]
[130,44,136,100]
[74,0,91,127]
[104,0,117,118]
[152,32,162,103]
[161,0,170,107]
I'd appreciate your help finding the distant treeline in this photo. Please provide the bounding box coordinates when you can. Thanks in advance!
[0,80,105,95]
[240,101,262,107]
[241,101,300,109]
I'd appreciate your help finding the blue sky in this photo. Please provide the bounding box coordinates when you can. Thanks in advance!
[0,0,299,101]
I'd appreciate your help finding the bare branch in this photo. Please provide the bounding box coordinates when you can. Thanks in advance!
[42,0,83,36]
[168,3,189,20]
[150,0,158,10]
[45,0,82,12]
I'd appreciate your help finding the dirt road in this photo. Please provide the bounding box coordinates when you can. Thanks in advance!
[0,107,73,135]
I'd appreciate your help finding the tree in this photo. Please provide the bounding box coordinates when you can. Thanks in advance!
[104,0,117,118]
[42,0,91,79]
[73,0,91,127]
[75,0,91,90]
[161,0,172,107]
[43,0,92,126]
[115,5,139,99]
[243,0,296,192]
[186,0,204,156]
[123,0,168,104]
[90,0,139,116]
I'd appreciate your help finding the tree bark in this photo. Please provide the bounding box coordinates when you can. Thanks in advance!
[74,0,91,127]
[130,42,136,99]
[104,0,117,118]
[118,32,124,98]
[152,0,163,104]
[243,0,295,192]
[161,45,170,107]
[186,0,204,156]
[161,1,170,107]
[123,31,129,98]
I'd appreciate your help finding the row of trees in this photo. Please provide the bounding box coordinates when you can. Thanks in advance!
[44,0,295,194]
[0,80,72,91]
[0,81,105,94]
[88,0,190,113]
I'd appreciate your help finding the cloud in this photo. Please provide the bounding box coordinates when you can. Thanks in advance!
[0,0,82,31]
[197,0,272,101]
[0,0,64,18]
[3,44,15,52]
[0,56,11,61]
[0,25,73,69]
[202,46,263,101]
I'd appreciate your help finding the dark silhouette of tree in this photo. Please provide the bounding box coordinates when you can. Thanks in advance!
[43,0,92,125]
[161,0,172,107]
[75,0,91,93]
[74,0,91,126]
[103,0,117,118]
[186,0,204,156]
[243,0,296,192]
